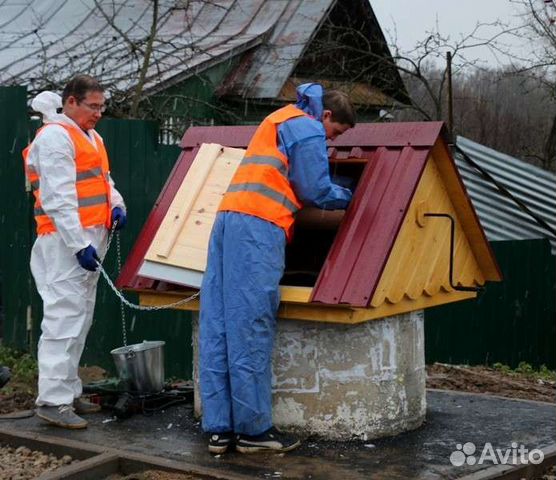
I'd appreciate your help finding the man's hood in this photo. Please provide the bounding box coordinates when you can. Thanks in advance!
[295,83,324,121]
[31,91,64,124]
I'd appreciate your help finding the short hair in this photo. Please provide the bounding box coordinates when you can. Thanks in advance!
[62,74,104,104]
[323,90,356,127]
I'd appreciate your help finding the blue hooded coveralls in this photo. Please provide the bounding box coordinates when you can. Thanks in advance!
[199,84,352,435]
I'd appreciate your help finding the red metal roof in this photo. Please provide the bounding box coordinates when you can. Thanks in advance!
[310,145,430,306]
[118,122,450,306]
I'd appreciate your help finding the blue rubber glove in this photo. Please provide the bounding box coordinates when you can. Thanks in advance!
[76,245,100,272]
[111,207,127,230]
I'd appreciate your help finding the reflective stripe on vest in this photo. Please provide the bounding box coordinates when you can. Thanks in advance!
[218,104,307,240]
[240,155,288,176]
[30,167,105,191]
[23,124,112,235]
[76,167,103,181]
[34,193,109,216]
[226,183,299,213]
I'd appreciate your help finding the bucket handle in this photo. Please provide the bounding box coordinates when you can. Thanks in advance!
[124,349,136,360]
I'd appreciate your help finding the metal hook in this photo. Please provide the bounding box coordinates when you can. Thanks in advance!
[424,213,484,293]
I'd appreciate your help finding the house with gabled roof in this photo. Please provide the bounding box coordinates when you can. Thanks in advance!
[0,0,407,138]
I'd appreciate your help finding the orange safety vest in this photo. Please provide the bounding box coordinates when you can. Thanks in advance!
[23,123,112,235]
[218,104,307,240]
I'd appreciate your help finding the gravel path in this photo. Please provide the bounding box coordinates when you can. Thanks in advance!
[0,444,76,479]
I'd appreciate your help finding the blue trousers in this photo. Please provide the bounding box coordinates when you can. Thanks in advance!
[199,212,286,435]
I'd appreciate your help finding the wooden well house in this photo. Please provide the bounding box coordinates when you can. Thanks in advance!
[118,121,502,440]
[118,121,501,321]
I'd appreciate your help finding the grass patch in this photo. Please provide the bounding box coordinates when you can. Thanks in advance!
[0,345,37,395]
[492,362,556,382]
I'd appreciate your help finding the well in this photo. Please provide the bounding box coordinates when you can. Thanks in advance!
[124,122,502,441]
[192,310,426,440]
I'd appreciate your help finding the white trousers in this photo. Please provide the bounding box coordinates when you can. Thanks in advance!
[30,227,107,406]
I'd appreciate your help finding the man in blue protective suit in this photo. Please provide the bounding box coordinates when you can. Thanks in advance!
[200,83,355,454]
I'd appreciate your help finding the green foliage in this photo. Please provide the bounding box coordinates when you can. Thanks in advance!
[0,345,37,394]
[493,361,556,382]
[515,361,535,375]
[535,364,555,382]
[492,362,512,374]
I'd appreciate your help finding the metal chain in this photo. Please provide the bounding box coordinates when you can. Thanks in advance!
[97,264,200,311]
[115,231,127,346]
[97,226,200,315]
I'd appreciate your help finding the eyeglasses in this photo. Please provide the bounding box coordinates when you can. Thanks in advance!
[79,101,106,113]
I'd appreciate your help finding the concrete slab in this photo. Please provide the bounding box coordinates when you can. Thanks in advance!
[0,390,554,479]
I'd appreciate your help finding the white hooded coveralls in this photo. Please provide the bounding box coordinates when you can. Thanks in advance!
[27,92,125,406]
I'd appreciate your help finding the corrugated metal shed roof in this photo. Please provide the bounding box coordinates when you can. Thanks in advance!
[455,136,556,253]
[0,0,333,99]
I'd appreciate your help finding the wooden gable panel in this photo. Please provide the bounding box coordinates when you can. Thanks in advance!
[370,155,486,308]
[143,143,244,275]
[431,140,502,281]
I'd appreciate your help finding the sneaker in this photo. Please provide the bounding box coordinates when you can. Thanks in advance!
[73,397,101,414]
[35,405,88,429]
[236,426,301,453]
[208,431,234,454]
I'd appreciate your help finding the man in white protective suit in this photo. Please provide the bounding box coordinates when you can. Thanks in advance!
[23,75,126,429]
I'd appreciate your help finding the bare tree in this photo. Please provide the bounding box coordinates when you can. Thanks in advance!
[458,68,555,169]
[505,0,556,169]
[0,0,236,134]
[298,0,523,124]
[394,62,555,171]
[350,3,556,171]
[510,0,556,76]
[93,0,160,117]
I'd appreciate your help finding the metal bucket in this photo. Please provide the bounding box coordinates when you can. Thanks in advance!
[110,341,165,393]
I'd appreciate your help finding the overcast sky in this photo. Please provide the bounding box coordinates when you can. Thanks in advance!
[370,0,530,66]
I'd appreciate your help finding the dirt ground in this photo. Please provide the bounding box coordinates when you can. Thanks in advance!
[0,390,35,414]
[426,363,555,403]
[538,465,556,480]
[0,365,107,414]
